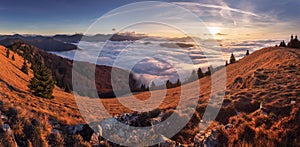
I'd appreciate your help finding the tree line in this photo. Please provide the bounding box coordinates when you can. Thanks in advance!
[5,44,56,99]
[135,49,250,92]
[278,35,300,49]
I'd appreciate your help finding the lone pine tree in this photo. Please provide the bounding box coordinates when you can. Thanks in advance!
[246,50,250,56]
[28,64,55,99]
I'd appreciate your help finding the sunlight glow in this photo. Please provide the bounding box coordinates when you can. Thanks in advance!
[208,27,221,35]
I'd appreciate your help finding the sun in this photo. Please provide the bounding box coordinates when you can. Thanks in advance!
[208,27,221,35]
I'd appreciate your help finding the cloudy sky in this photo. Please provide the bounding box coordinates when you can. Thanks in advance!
[0,0,299,40]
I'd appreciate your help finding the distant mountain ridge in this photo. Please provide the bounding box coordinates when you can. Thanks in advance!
[0,35,78,52]
[0,33,148,52]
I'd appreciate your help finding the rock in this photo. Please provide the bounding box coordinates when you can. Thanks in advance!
[158,135,176,147]
[1,114,8,122]
[89,133,100,146]
[51,129,60,134]
[66,124,84,134]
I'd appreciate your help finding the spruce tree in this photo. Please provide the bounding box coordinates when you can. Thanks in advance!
[150,81,156,89]
[64,85,71,93]
[188,70,198,82]
[176,79,181,87]
[140,84,146,91]
[230,53,236,64]
[12,54,15,61]
[246,50,250,56]
[28,64,55,99]
[6,49,10,58]
[225,61,229,66]
[166,80,172,89]
[21,60,28,74]
[197,68,204,79]
[205,65,214,76]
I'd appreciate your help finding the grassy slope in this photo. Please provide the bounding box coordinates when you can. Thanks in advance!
[0,45,299,145]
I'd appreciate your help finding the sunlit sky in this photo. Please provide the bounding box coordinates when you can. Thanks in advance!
[0,0,299,40]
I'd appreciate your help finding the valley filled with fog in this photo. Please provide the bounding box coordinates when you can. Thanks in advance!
[51,39,279,85]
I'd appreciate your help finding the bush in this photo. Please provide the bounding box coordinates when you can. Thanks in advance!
[0,133,16,147]
[48,132,64,147]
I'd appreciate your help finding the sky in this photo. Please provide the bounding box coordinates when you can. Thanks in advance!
[0,0,299,40]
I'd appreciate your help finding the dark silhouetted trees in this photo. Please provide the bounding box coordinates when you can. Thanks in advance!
[176,79,181,87]
[12,54,15,61]
[140,84,146,91]
[287,35,300,48]
[28,64,55,99]
[21,60,28,75]
[64,85,71,93]
[6,49,10,58]
[246,50,250,56]
[197,68,204,79]
[150,81,156,89]
[230,53,236,64]
[205,66,212,76]
[279,40,287,47]
[166,80,172,89]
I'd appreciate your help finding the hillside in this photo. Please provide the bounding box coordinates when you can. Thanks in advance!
[2,42,137,98]
[0,46,299,146]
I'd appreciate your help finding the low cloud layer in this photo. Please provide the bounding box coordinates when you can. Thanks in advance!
[52,38,278,85]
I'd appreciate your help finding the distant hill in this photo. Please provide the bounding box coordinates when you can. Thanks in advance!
[0,36,78,51]
[2,42,138,98]
[0,33,149,52]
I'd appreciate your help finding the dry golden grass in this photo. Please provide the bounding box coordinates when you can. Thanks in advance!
[0,45,299,145]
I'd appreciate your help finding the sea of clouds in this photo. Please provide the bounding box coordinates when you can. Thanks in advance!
[51,39,279,85]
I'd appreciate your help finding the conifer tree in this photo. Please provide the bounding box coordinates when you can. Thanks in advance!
[6,49,10,58]
[279,40,287,47]
[28,64,55,99]
[246,50,250,56]
[21,60,28,74]
[140,84,146,91]
[176,79,181,87]
[230,53,236,64]
[205,66,211,76]
[64,84,71,93]
[12,54,15,61]
[225,61,229,66]
[166,80,172,89]
[197,68,204,79]
[150,81,156,89]
[188,70,198,82]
